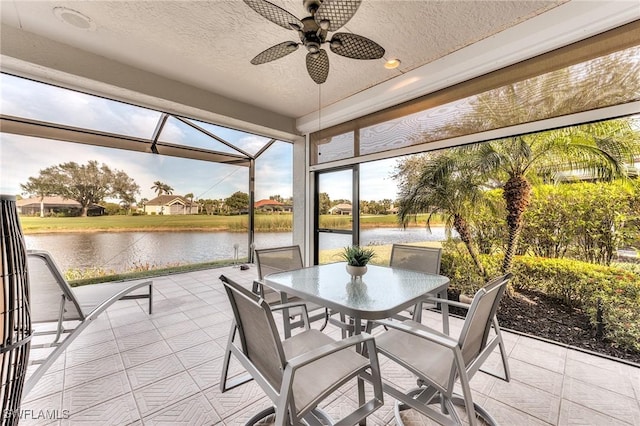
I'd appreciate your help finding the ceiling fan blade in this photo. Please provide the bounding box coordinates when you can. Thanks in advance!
[329,32,385,60]
[306,50,329,84]
[243,0,303,30]
[315,0,361,32]
[251,41,299,65]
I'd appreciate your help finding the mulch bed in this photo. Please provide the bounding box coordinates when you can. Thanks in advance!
[447,288,640,365]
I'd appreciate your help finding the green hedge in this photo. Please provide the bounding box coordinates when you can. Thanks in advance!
[441,249,640,352]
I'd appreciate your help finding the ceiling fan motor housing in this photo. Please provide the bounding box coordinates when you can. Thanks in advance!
[299,16,327,53]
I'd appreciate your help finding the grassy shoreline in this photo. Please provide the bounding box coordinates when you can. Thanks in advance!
[19,213,435,234]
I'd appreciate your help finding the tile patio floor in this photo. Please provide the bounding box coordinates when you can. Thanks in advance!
[21,265,640,425]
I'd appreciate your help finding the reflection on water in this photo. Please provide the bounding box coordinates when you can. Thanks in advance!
[24,227,447,273]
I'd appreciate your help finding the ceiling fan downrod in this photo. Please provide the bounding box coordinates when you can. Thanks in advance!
[303,0,330,29]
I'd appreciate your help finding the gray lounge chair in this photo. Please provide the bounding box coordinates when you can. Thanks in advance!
[24,250,152,397]
[372,273,512,426]
[219,274,384,425]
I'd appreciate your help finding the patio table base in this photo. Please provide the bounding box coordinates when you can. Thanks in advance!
[394,387,498,426]
[246,406,334,425]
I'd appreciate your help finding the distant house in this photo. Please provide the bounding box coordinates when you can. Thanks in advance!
[16,196,105,216]
[328,203,352,215]
[254,199,292,213]
[143,195,198,215]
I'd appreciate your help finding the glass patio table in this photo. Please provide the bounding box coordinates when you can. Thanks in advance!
[265,261,450,424]
[264,262,450,333]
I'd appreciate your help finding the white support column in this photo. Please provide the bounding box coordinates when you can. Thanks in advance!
[291,134,308,264]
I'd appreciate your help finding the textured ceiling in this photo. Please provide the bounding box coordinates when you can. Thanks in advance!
[2,0,558,117]
[1,0,564,120]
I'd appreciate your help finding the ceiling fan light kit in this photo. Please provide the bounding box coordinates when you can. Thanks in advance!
[244,0,385,84]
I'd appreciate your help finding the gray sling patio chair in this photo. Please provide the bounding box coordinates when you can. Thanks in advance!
[389,244,445,326]
[389,244,510,382]
[254,245,329,337]
[23,250,152,397]
[219,274,384,425]
[371,273,512,426]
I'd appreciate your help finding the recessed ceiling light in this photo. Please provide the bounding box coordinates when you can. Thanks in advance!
[384,59,401,69]
[53,7,96,31]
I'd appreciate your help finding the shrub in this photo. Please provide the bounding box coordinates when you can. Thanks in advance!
[443,247,640,353]
[469,189,507,255]
[512,255,640,352]
[440,240,500,295]
[521,181,637,265]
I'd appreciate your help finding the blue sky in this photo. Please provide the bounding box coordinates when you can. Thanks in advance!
[0,74,400,203]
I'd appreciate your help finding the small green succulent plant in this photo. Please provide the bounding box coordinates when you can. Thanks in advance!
[339,245,376,267]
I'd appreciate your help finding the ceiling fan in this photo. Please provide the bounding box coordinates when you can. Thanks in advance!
[244,0,385,84]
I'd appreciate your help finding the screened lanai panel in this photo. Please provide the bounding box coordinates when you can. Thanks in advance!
[158,116,244,155]
[310,21,640,165]
[314,131,355,164]
[191,120,276,156]
[359,46,640,157]
[0,73,162,139]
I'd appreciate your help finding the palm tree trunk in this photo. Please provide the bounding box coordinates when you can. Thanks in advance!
[453,214,486,278]
[502,175,531,272]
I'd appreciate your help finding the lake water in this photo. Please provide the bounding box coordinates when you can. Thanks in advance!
[24,227,448,273]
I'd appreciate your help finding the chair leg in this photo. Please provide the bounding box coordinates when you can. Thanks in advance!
[494,317,511,381]
[340,313,348,339]
[220,322,253,393]
[440,292,450,335]
[455,359,477,426]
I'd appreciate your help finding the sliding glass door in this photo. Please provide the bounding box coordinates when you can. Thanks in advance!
[314,166,359,264]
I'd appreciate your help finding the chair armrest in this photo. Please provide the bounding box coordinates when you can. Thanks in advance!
[375,319,458,349]
[424,296,471,310]
[286,333,374,371]
[270,301,309,314]
[251,280,265,297]
[270,302,310,329]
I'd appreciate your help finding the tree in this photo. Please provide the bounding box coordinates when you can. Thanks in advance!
[139,197,149,214]
[151,181,174,196]
[424,52,640,273]
[461,119,639,273]
[20,173,57,217]
[224,191,249,214]
[396,151,489,278]
[318,192,331,215]
[113,170,140,215]
[184,192,195,213]
[21,161,140,217]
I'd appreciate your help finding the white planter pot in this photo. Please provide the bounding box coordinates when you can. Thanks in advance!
[346,264,367,279]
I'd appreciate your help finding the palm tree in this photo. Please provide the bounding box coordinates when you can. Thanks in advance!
[151,181,164,196]
[162,183,174,195]
[397,152,488,278]
[184,192,194,213]
[151,181,174,196]
[465,119,639,273]
[139,197,149,214]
